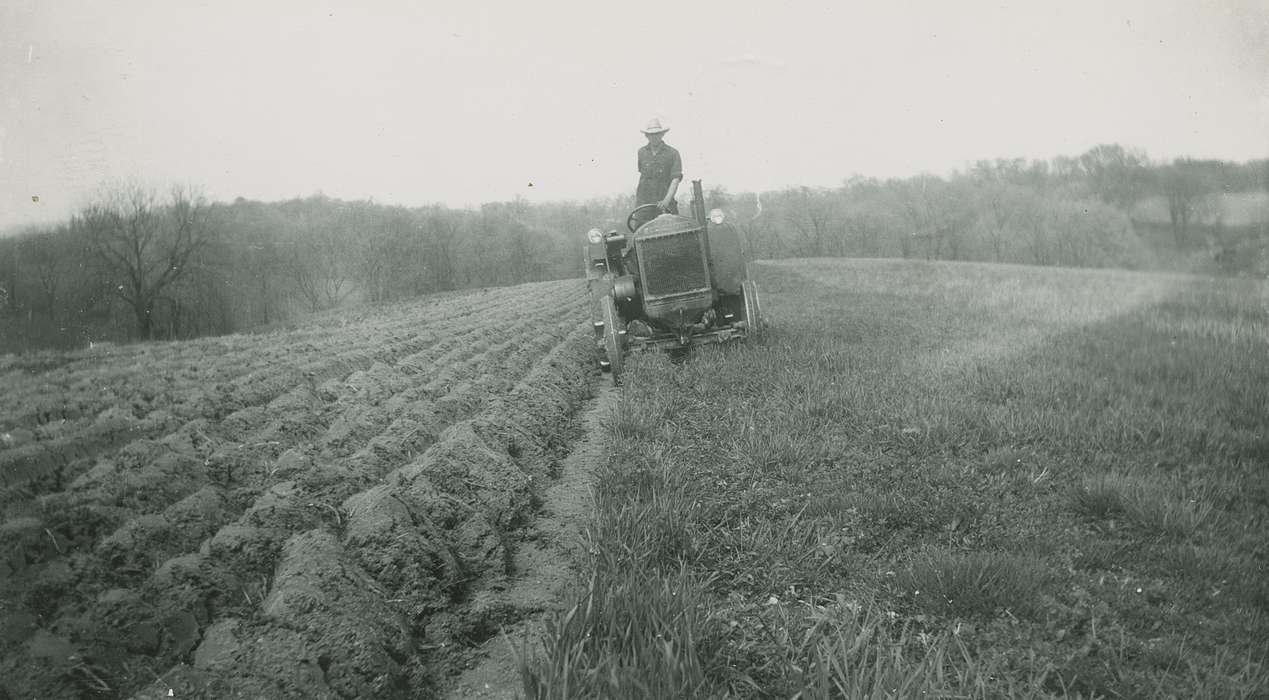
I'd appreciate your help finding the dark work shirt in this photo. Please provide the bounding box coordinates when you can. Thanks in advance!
[636,143,683,206]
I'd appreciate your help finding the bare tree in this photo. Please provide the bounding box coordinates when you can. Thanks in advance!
[782,187,837,256]
[970,161,1032,261]
[0,238,17,316]
[72,183,214,339]
[420,209,459,292]
[18,225,78,320]
[286,224,354,311]
[276,197,357,312]
[973,182,1031,262]
[354,206,423,303]
[1163,158,1217,247]
[1077,144,1149,211]
[891,176,973,260]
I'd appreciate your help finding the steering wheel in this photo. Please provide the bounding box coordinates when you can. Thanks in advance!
[626,203,663,233]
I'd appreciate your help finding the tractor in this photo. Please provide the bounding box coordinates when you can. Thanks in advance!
[584,180,763,383]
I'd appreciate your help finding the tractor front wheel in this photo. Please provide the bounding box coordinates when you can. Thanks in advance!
[601,295,625,384]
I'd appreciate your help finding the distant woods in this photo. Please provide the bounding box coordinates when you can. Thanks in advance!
[1,146,1265,353]
[727,147,1267,271]
[0,188,620,352]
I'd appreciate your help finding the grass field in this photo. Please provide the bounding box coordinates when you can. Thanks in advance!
[526,258,1269,698]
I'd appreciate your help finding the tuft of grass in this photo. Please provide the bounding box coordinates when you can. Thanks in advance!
[717,597,1056,699]
[1123,486,1216,540]
[899,549,1046,619]
[1072,473,1217,539]
[518,565,721,700]
[1047,627,1269,700]
[800,604,1052,699]
[1071,473,1133,520]
[604,392,663,442]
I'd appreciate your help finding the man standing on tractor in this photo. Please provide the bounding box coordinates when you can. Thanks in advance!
[633,117,682,230]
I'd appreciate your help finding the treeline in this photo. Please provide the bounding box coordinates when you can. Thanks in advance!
[0,186,631,353]
[0,145,1265,353]
[723,146,1267,270]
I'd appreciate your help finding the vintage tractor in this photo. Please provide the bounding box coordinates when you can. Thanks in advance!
[584,180,763,383]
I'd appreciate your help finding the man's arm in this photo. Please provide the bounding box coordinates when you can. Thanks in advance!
[659,150,684,209]
[659,178,681,210]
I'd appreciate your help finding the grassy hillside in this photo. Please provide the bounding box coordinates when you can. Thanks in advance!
[1129,191,1269,277]
[527,259,1269,698]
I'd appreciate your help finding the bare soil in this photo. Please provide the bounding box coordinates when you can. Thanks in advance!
[0,281,602,699]
[445,385,616,699]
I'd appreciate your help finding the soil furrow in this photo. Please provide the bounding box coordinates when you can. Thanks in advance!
[0,281,565,432]
[0,289,584,515]
[125,321,593,699]
[0,280,590,700]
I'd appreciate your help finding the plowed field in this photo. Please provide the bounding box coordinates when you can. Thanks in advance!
[0,279,595,699]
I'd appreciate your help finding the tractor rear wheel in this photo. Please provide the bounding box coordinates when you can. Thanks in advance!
[601,295,624,384]
[741,279,764,335]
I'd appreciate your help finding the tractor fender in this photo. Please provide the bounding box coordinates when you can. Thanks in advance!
[708,222,746,295]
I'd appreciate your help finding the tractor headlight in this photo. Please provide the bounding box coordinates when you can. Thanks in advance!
[587,228,603,244]
[708,208,725,225]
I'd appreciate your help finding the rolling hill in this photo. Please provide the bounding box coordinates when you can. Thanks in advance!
[3,258,1267,698]
[529,258,1269,699]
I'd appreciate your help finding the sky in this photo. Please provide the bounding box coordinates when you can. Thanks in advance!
[1,0,1267,231]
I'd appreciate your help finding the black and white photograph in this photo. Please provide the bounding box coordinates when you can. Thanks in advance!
[1,1,1266,697]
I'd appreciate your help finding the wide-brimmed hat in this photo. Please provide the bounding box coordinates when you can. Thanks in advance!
[641,118,669,134]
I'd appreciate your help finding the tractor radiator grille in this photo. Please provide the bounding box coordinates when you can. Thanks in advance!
[640,232,707,296]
